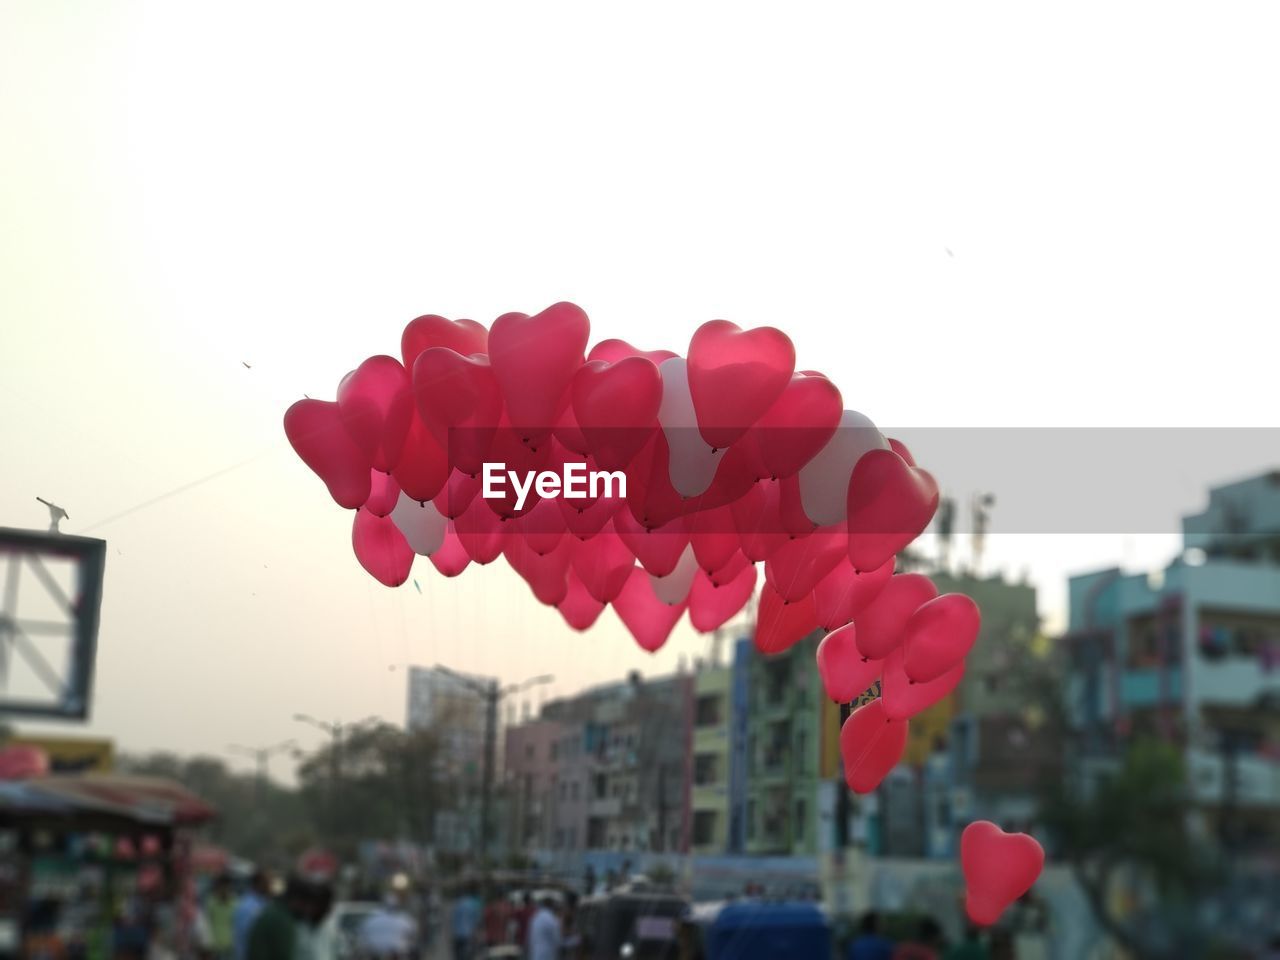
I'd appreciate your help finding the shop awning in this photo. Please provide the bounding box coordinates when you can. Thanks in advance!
[1,774,216,826]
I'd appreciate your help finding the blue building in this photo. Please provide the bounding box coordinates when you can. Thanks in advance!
[1064,470,1280,849]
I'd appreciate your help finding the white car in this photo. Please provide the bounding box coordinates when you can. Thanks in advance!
[314,900,382,960]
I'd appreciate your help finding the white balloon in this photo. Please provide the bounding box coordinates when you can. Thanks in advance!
[658,358,725,498]
[649,544,699,605]
[390,492,448,556]
[798,409,888,526]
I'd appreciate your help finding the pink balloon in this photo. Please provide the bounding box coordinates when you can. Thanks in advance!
[623,433,687,530]
[588,339,678,366]
[765,525,847,602]
[454,496,507,564]
[688,443,764,513]
[412,348,503,476]
[846,449,940,572]
[687,320,796,450]
[880,646,964,720]
[731,480,791,562]
[854,573,938,660]
[400,314,488,368]
[433,469,481,519]
[571,357,662,471]
[707,550,751,588]
[840,698,909,794]
[755,582,818,655]
[505,536,573,606]
[746,373,843,479]
[688,563,757,632]
[812,557,894,630]
[613,567,687,653]
[961,821,1046,926]
[689,505,741,574]
[337,356,414,473]
[553,404,592,456]
[559,489,622,540]
[284,399,373,509]
[352,509,413,587]
[778,474,818,536]
[570,523,635,604]
[887,437,916,467]
[364,469,401,517]
[429,523,471,577]
[903,593,982,683]
[558,568,606,630]
[489,302,590,444]
[392,412,449,503]
[613,510,689,578]
[816,624,883,703]
[483,424,553,518]
[515,496,567,556]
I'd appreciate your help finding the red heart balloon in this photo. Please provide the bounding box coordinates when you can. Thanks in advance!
[559,488,623,540]
[686,443,765,513]
[689,505,741,574]
[745,373,843,480]
[553,403,592,456]
[778,474,818,537]
[755,582,818,655]
[687,563,757,632]
[623,432,687,530]
[483,422,553,519]
[687,320,796,450]
[903,593,982,683]
[364,469,401,517]
[400,314,488,368]
[707,550,751,588]
[352,509,413,587]
[887,437,916,467]
[454,496,507,564]
[846,449,940,572]
[412,348,503,476]
[337,356,415,473]
[429,523,471,577]
[731,480,792,562]
[558,568,606,630]
[813,557,895,630]
[880,646,964,720]
[588,339,678,366]
[433,469,482,520]
[765,525,847,602]
[505,536,573,606]
[854,573,938,660]
[284,399,373,509]
[816,624,884,703]
[840,698,909,794]
[613,510,689,578]
[489,302,590,444]
[514,496,568,556]
[961,821,1045,926]
[392,412,449,503]
[570,522,636,604]
[613,567,687,653]
[571,357,662,470]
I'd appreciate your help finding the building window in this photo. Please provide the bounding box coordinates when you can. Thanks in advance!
[693,810,717,846]
[795,798,807,841]
[694,753,719,786]
[594,774,608,799]
[746,800,756,841]
[696,694,722,726]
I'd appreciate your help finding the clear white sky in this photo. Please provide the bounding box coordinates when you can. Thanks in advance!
[2,2,1278,774]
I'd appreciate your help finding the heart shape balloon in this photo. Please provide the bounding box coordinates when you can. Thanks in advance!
[558,567,606,631]
[488,302,589,444]
[614,567,687,652]
[903,593,982,683]
[352,508,413,587]
[764,525,847,602]
[813,557,894,630]
[846,448,940,573]
[854,573,938,660]
[571,357,662,470]
[880,646,964,720]
[400,314,489,367]
[961,821,1045,926]
[816,624,884,703]
[337,356,415,473]
[392,412,449,503]
[840,698,909,794]
[285,399,373,509]
[413,348,503,476]
[745,372,843,480]
[687,563,757,632]
[754,582,818,655]
[687,320,796,450]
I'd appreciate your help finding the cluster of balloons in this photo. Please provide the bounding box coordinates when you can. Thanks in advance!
[283,301,1044,920]
[284,301,944,654]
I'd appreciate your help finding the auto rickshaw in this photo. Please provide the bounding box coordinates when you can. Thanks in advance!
[574,886,689,959]
[698,901,831,960]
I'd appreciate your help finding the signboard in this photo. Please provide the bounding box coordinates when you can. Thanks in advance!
[8,735,114,773]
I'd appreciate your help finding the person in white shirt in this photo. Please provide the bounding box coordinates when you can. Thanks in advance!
[358,893,419,959]
[526,897,562,960]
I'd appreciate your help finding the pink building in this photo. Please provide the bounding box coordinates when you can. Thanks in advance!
[504,718,563,855]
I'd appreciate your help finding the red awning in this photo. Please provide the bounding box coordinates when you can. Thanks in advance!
[18,774,216,826]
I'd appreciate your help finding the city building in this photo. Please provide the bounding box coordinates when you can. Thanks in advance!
[690,664,732,854]
[1063,471,1280,849]
[504,718,562,856]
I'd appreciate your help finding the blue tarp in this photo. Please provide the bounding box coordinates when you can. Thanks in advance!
[706,901,831,960]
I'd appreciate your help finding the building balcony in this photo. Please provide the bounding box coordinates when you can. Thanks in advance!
[588,797,622,817]
[1187,747,1280,807]
[1194,659,1280,706]
[1119,667,1183,707]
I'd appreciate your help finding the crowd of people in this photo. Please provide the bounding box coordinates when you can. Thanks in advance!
[447,887,576,960]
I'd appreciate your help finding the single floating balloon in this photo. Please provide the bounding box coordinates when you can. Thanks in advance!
[755,582,818,655]
[816,624,883,703]
[813,557,894,630]
[284,399,373,509]
[400,314,488,368]
[961,821,1045,926]
[687,319,795,451]
[688,563,757,632]
[614,567,687,652]
[352,509,414,587]
[488,302,589,445]
[846,448,940,573]
[337,356,414,473]
[854,573,938,661]
[880,646,964,720]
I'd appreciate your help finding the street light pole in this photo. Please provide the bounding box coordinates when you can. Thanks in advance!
[227,739,297,805]
[432,665,553,868]
[294,713,380,834]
